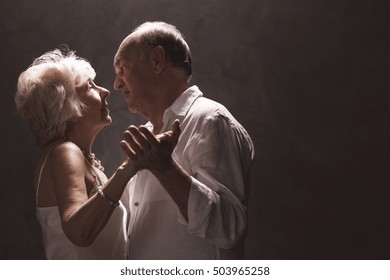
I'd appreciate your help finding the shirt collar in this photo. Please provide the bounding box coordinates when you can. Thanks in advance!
[167,85,203,117]
[161,85,202,129]
[146,85,203,133]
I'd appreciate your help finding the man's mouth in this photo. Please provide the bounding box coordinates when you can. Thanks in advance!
[100,103,109,111]
[122,90,131,97]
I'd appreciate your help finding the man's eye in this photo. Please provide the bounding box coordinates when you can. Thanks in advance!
[118,66,125,75]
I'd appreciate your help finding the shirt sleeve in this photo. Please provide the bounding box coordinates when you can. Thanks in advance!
[178,109,254,249]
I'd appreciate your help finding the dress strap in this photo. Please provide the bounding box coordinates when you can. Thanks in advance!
[35,145,57,206]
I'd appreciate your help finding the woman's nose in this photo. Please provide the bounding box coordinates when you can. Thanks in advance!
[99,87,110,98]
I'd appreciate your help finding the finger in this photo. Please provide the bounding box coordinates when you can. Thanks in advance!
[123,125,142,142]
[172,119,180,134]
[138,126,160,147]
[155,120,181,142]
[156,131,172,141]
[123,131,144,155]
[171,119,181,139]
[123,130,133,143]
[128,126,153,151]
[120,140,136,159]
[171,119,181,145]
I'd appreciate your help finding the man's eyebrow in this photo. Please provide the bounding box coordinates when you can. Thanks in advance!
[113,57,120,67]
[113,58,122,71]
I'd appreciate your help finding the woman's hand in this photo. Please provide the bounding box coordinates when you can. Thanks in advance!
[120,120,181,172]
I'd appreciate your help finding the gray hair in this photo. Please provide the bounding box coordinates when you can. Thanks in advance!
[133,21,192,82]
[15,47,95,146]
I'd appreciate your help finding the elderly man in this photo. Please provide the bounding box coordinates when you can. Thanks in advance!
[114,21,254,259]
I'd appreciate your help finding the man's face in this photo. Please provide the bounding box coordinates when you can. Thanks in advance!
[113,42,154,114]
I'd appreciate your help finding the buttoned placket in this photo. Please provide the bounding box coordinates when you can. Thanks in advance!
[127,171,146,237]
[127,111,175,251]
[127,87,203,257]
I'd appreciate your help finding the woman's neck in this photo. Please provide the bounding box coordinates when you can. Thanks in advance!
[65,127,97,155]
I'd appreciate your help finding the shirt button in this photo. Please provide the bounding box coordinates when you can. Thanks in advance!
[134,202,139,207]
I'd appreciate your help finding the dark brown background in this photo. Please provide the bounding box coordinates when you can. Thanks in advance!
[0,0,389,259]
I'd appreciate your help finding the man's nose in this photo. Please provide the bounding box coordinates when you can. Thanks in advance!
[113,75,123,90]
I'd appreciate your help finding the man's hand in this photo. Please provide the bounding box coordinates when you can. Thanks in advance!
[120,120,181,172]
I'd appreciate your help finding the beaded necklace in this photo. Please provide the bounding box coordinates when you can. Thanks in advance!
[81,151,105,172]
[82,150,119,207]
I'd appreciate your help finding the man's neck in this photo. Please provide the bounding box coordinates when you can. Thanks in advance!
[146,83,188,134]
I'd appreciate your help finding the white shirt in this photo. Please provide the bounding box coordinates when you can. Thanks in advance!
[125,86,254,259]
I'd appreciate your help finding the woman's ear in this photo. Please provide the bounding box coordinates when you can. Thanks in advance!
[150,45,166,73]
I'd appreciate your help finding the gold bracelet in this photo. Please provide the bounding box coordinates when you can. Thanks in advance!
[96,187,119,207]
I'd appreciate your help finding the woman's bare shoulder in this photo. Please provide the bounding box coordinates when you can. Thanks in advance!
[50,141,84,170]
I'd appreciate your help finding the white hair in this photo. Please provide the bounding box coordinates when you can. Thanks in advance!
[15,48,96,146]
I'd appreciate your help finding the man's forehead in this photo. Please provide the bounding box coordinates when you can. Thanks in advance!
[113,49,129,67]
[113,54,123,66]
[114,41,142,66]
[113,40,129,65]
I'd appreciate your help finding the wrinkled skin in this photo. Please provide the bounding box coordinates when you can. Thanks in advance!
[120,119,181,172]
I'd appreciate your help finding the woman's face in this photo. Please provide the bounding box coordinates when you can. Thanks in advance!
[76,79,112,129]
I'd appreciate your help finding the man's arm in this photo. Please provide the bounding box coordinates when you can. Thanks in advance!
[122,116,254,249]
[121,119,191,220]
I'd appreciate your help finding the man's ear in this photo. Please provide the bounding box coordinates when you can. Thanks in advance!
[150,45,166,73]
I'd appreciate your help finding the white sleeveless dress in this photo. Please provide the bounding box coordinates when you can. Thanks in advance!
[35,149,128,259]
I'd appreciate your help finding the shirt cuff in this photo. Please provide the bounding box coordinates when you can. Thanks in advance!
[178,177,217,234]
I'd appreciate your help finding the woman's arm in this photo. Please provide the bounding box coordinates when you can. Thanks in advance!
[51,141,136,247]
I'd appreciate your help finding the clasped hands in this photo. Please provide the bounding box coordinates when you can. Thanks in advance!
[120,120,181,172]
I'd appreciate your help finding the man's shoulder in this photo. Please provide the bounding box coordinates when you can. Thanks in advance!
[190,96,231,118]
[183,86,240,126]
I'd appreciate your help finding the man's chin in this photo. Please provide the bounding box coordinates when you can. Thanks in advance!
[102,117,112,126]
[128,104,138,113]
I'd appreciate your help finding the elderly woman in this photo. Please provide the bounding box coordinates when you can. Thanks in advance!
[15,47,181,259]
[15,47,133,259]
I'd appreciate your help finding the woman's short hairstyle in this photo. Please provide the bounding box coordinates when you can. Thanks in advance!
[133,21,192,82]
[15,47,95,146]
